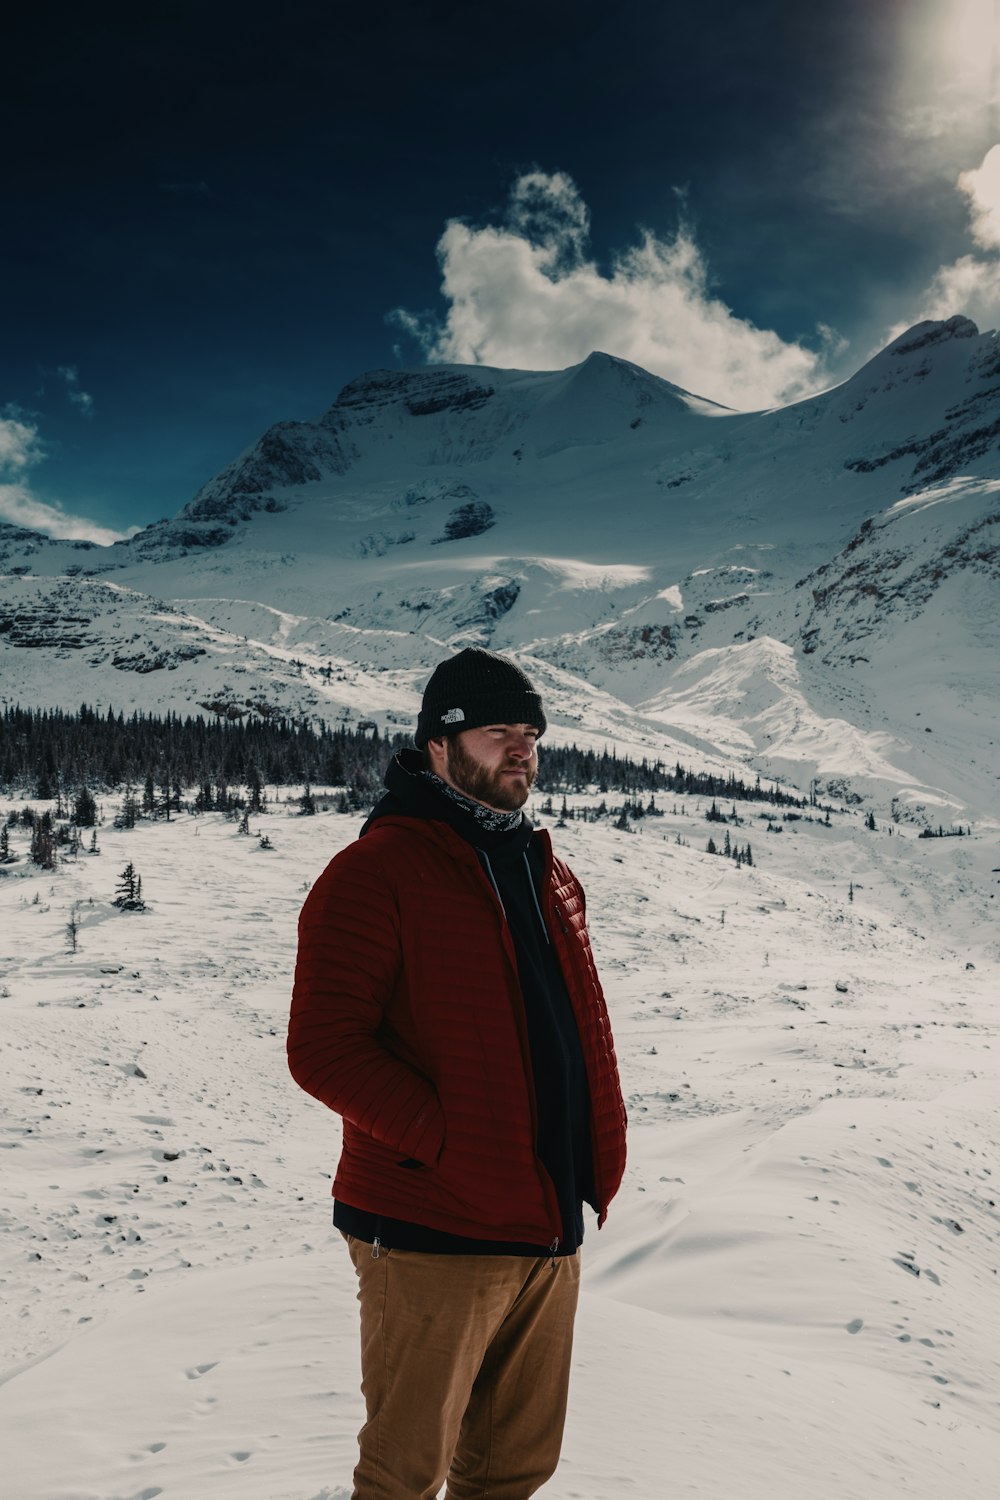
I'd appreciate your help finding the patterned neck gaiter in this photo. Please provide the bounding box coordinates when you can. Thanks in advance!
[422,771,524,834]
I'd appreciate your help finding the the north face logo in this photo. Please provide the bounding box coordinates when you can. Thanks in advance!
[441,707,465,724]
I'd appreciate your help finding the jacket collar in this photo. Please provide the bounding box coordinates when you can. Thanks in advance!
[362,749,535,859]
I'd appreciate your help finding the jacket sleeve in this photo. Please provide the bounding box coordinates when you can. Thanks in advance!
[288,840,446,1166]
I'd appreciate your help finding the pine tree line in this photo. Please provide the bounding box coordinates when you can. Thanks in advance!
[0,705,400,796]
[0,704,809,807]
[537,745,806,806]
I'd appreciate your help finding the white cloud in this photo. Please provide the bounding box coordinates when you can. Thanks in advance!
[506,169,590,269]
[0,413,43,474]
[904,253,1000,330]
[0,481,130,545]
[392,172,828,411]
[957,143,1000,249]
[57,364,95,417]
[890,143,1000,338]
[0,412,131,546]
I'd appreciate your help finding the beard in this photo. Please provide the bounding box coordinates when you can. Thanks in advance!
[444,735,537,811]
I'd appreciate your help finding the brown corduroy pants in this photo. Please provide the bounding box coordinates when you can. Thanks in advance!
[343,1234,582,1500]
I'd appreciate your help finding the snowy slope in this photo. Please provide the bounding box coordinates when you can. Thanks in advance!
[1,789,997,1500]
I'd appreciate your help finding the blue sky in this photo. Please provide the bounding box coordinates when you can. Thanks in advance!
[4,0,1000,541]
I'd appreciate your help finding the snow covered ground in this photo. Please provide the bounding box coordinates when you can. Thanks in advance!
[2,785,998,1500]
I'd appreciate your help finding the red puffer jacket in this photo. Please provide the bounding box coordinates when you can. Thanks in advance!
[288,814,626,1244]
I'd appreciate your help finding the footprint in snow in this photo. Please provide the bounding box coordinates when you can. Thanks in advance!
[185,1361,218,1379]
[846,1318,864,1334]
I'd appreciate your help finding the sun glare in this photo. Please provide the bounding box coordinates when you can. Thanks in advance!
[934,0,1000,99]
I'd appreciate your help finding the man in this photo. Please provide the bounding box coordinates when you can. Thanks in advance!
[288,646,626,1500]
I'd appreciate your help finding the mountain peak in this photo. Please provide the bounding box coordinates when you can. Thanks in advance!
[565,349,730,412]
[882,315,979,358]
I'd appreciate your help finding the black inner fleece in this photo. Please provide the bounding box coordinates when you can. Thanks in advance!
[333,748,595,1257]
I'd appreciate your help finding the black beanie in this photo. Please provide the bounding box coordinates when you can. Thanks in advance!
[414,647,547,748]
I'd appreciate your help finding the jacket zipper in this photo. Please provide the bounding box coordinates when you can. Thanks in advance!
[524,852,552,944]
[476,847,563,1244]
[479,850,506,917]
[539,835,608,1220]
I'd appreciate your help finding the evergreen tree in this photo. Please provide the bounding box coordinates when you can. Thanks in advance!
[247,765,265,813]
[29,812,56,870]
[114,786,139,830]
[113,862,146,911]
[706,836,717,854]
[299,784,316,816]
[156,776,174,822]
[72,786,97,826]
[66,906,80,953]
[35,766,55,799]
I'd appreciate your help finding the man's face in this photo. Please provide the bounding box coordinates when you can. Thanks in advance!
[439,724,540,811]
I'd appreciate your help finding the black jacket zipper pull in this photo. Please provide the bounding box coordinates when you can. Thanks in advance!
[549,1237,559,1271]
[372,1236,381,1260]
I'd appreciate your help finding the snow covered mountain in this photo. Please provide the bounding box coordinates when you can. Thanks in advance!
[2,316,998,821]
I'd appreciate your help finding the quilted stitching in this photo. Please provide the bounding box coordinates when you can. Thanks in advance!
[289,818,626,1242]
